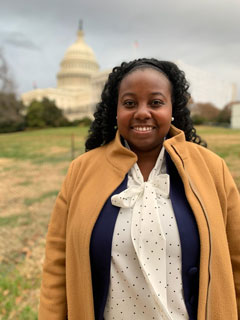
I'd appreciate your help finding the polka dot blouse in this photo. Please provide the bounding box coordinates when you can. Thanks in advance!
[104,146,188,320]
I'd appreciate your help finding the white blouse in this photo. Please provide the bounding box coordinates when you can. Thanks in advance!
[104,146,188,320]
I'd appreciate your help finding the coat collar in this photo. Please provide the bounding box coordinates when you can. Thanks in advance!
[105,131,137,176]
[164,125,189,162]
[105,125,188,172]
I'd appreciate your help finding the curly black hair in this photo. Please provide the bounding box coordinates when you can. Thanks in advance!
[85,58,206,151]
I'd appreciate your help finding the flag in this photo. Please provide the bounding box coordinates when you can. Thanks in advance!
[134,40,139,48]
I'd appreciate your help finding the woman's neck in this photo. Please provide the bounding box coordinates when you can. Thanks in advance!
[134,146,162,181]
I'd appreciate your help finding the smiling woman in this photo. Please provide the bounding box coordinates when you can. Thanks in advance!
[39,58,240,320]
[116,68,172,180]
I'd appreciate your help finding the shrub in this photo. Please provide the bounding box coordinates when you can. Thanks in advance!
[216,104,231,124]
[77,117,92,127]
[25,98,69,128]
[191,115,206,125]
[68,117,92,127]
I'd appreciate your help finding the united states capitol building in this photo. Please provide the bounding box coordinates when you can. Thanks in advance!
[21,25,110,121]
[21,25,237,121]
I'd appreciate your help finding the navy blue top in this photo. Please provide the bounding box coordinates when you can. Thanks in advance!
[90,153,200,320]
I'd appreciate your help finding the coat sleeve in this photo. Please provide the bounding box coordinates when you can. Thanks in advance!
[223,160,240,318]
[38,162,74,320]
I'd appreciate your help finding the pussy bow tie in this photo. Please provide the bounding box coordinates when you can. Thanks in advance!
[111,173,173,320]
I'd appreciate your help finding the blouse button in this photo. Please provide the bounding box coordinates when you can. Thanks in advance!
[188,267,198,276]
[189,295,195,305]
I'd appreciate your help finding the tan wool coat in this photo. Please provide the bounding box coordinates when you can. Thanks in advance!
[39,126,240,320]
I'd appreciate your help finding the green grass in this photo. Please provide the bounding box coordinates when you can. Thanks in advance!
[0,213,30,227]
[0,265,39,320]
[0,126,88,163]
[0,126,93,318]
[19,306,38,320]
[206,142,240,160]
[17,180,32,187]
[196,125,240,161]
[196,125,240,135]
[196,125,240,190]
[24,190,59,206]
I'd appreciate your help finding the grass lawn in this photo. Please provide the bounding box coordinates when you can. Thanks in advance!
[196,125,240,189]
[0,126,88,163]
[0,125,239,319]
[0,126,88,319]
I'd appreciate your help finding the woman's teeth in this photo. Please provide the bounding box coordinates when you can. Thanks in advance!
[134,127,153,132]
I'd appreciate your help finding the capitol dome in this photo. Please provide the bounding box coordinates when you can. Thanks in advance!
[22,24,110,121]
[57,24,99,90]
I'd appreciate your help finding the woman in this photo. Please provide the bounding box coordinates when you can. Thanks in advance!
[39,59,240,320]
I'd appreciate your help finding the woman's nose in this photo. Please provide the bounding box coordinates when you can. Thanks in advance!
[134,104,151,119]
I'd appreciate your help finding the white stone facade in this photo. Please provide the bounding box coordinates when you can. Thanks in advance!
[176,60,237,109]
[231,103,240,129]
[21,28,109,120]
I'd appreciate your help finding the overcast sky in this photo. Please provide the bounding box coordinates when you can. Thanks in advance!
[0,0,240,102]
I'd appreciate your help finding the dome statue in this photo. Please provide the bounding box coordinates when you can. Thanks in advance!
[57,23,99,90]
[21,22,109,120]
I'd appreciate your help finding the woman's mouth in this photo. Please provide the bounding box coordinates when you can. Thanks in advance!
[131,126,155,132]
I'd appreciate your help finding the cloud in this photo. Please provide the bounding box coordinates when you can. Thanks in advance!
[2,32,40,50]
[0,0,239,98]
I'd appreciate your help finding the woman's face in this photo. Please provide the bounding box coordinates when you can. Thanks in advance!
[117,68,172,155]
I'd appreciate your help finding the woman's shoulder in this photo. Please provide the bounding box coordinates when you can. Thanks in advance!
[187,141,227,170]
[170,139,227,178]
[182,141,232,183]
[61,145,109,193]
[72,145,107,167]
[168,134,224,165]
[166,127,223,166]
[61,146,106,183]
[185,141,222,161]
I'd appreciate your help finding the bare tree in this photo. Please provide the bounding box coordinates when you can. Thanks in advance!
[190,102,220,121]
[0,49,24,132]
[0,48,16,93]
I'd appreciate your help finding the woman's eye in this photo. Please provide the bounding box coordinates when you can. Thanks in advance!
[123,100,135,107]
[151,100,163,106]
